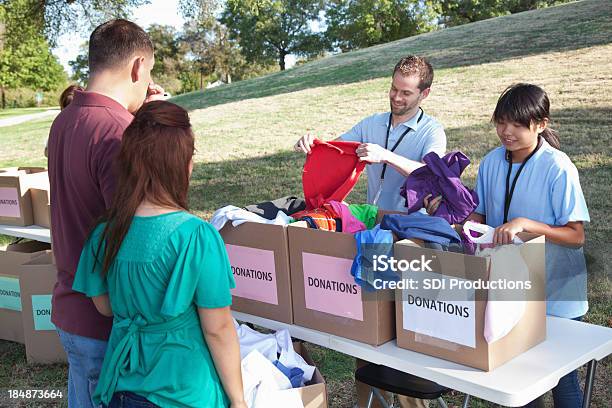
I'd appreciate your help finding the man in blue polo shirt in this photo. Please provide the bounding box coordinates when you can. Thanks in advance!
[295,55,446,408]
[294,55,446,213]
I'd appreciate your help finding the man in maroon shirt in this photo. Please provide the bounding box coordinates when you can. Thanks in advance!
[47,19,165,408]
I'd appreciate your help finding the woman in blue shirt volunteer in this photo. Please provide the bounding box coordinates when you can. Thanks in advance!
[469,83,589,408]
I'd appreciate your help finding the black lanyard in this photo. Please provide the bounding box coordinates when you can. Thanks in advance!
[503,137,543,223]
[380,109,424,180]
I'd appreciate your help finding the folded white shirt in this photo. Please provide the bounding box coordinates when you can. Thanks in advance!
[241,350,295,408]
[210,205,293,230]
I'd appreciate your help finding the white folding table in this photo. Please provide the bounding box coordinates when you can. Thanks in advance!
[0,224,51,243]
[232,311,612,407]
[2,226,608,406]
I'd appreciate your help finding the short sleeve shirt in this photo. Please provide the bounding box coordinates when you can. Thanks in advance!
[340,110,446,211]
[48,91,133,340]
[73,211,235,407]
[474,141,590,318]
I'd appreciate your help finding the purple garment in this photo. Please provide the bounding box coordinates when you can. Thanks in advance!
[325,201,367,233]
[400,151,479,225]
[460,229,477,256]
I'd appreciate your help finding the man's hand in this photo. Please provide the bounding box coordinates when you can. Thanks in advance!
[144,83,169,103]
[294,134,317,154]
[493,218,525,245]
[356,143,390,163]
[423,194,443,215]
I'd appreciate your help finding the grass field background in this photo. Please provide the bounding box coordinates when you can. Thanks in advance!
[1,0,610,406]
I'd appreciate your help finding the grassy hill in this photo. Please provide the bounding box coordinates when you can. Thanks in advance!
[1,0,610,406]
[172,0,612,111]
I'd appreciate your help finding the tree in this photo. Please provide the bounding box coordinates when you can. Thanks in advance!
[325,0,440,52]
[147,24,187,95]
[0,0,149,47]
[69,43,89,86]
[0,0,66,108]
[182,17,277,89]
[0,0,226,47]
[221,0,327,71]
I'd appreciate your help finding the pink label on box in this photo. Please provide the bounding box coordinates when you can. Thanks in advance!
[226,244,278,305]
[0,187,20,217]
[302,253,363,321]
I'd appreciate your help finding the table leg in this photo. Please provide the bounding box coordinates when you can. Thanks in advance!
[582,359,597,408]
[461,394,470,408]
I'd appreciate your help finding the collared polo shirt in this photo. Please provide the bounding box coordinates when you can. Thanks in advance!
[474,140,590,318]
[340,109,446,211]
[48,91,133,340]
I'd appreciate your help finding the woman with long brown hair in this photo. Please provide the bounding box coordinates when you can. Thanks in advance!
[72,101,246,408]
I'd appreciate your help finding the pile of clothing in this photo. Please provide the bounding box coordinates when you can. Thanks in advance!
[291,201,377,233]
[210,196,306,231]
[349,152,483,291]
[235,321,315,408]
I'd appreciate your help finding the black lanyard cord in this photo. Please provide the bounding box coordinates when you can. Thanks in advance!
[380,109,424,180]
[503,137,543,223]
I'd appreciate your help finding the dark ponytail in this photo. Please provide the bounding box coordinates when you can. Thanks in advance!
[540,128,560,150]
[492,83,561,150]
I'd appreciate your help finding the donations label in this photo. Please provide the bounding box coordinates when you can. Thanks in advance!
[302,253,363,321]
[226,244,279,305]
[32,295,55,331]
[402,271,476,348]
[0,187,20,218]
[0,275,21,311]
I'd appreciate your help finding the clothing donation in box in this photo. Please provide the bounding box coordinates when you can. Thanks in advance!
[19,252,66,364]
[235,321,328,407]
[393,225,546,371]
[0,240,51,343]
[210,197,306,324]
[0,167,49,226]
[288,140,395,346]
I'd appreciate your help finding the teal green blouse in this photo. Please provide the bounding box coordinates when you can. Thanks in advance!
[73,211,235,408]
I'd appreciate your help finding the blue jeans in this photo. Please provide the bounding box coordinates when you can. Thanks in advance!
[524,316,584,408]
[107,392,158,408]
[57,328,108,408]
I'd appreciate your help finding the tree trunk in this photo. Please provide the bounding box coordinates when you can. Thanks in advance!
[1,85,5,110]
[200,70,203,90]
[278,51,286,71]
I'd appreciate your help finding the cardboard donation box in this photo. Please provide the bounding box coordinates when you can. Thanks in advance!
[288,218,395,346]
[31,188,51,228]
[19,253,66,364]
[220,222,293,324]
[0,167,49,226]
[285,342,328,408]
[394,233,546,371]
[0,240,51,343]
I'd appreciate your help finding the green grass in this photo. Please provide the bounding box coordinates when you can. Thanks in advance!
[0,107,56,119]
[1,1,611,406]
[0,117,50,167]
